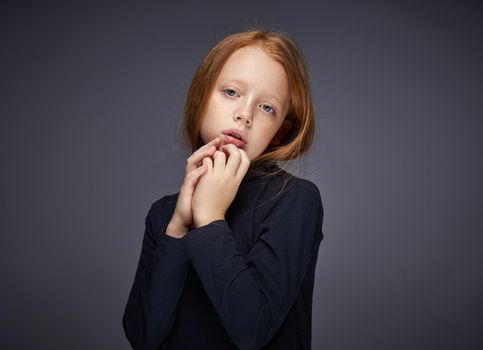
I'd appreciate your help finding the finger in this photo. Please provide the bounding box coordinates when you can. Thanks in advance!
[235,148,251,181]
[193,136,221,153]
[186,137,221,171]
[203,156,213,173]
[202,136,221,151]
[187,145,217,172]
[212,150,226,174]
[180,164,207,195]
[221,144,242,177]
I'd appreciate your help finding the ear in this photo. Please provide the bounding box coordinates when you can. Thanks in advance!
[270,119,293,146]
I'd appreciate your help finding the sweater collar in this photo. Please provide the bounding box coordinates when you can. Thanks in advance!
[241,161,282,184]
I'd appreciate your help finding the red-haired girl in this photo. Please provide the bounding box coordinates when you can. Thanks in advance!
[123,29,324,350]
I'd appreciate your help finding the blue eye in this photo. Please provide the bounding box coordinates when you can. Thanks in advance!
[223,89,238,97]
[260,104,275,114]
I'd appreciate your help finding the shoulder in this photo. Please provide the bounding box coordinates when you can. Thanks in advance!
[141,193,179,238]
[264,170,322,204]
[151,192,178,208]
[256,173,324,241]
[289,177,321,200]
[282,177,323,213]
[148,192,179,217]
[258,171,323,217]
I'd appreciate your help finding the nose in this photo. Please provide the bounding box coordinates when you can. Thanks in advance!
[234,107,252,126]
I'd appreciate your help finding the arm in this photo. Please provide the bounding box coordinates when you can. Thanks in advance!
[181,182,324,350]
[122,198,189,350]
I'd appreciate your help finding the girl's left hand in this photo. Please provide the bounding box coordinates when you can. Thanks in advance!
[191,143,251,228]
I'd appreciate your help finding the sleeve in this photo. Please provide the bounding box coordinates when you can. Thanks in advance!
[122,197,189,350]
[180,182,324,350]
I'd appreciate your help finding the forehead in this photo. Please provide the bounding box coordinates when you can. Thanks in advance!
[216,45,289,103]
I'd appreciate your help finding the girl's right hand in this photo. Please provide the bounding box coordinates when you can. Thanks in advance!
[165,137,222,238]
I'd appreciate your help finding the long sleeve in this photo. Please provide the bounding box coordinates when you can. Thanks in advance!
[180,181,324,350]
[123,197,189,350]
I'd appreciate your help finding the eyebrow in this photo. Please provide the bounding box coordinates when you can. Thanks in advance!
[219,78,284,107]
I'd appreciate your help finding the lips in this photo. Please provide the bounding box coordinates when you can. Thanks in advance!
[222,128,247,147]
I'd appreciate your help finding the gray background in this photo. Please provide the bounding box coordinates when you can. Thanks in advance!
[1,0,482,349]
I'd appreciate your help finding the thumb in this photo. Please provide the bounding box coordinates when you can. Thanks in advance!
[183,163,207,195]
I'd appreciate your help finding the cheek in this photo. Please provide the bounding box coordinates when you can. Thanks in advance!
[258,118,282,137]
[205,94,228,117]
[200,114,215,134]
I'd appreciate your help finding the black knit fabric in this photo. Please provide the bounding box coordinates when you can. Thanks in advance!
[123,164,324,350]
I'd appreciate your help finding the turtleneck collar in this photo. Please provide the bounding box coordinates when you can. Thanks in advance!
[241,161,284,184]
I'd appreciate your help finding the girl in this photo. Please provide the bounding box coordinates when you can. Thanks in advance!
[123,29,324,350]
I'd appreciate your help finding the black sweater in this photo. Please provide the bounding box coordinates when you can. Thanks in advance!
[123,164,324,350]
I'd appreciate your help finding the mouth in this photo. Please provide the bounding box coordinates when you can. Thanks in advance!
[222,129,247,148]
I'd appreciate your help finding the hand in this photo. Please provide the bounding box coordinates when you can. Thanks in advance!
[166,137,222,238]
[191,143,251,228]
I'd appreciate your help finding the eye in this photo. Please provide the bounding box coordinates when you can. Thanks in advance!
[222,88,239,97]
[259,103,275,114]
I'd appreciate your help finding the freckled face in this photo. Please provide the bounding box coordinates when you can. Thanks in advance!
[199,45,290,161]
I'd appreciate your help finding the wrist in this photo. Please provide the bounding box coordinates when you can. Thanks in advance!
[165,219,189,238]
[195,215,225,228]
